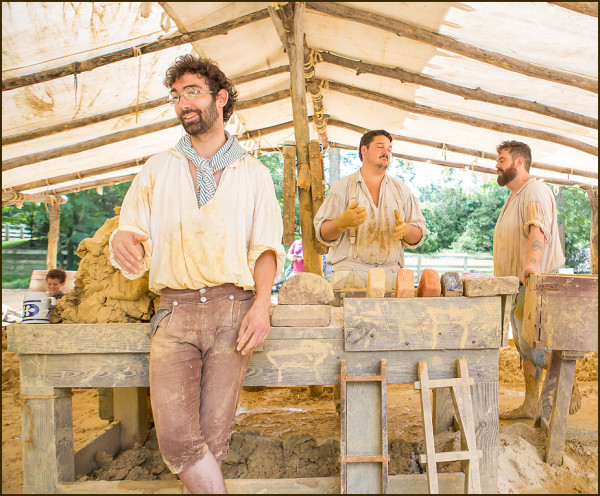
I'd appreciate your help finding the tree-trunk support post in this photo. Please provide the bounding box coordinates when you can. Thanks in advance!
[47,199,61,270]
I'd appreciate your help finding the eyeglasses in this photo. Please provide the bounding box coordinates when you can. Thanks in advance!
[167,87,215,105]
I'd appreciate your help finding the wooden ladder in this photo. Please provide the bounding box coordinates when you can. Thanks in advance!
[340,358,389,494]
[414,358,482,494]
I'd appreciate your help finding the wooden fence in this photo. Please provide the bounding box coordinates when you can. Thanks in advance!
[404,253,493,284]
[2,223,31,241]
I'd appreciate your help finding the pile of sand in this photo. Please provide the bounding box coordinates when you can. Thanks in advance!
[51,207,157,324]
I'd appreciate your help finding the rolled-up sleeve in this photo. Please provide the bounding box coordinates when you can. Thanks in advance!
[247,167,286,280]
[523,194,553,243]
[108,168,153,280]
[314,180,348,247]
[398,183,427,249]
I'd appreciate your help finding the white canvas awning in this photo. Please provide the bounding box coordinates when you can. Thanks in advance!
[2,2,597,204]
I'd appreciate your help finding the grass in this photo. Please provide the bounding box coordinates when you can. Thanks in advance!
[2,237,45,249]
[2,273,32,289]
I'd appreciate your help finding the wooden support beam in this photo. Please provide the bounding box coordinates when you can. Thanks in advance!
[306,2,598,93]
[317,51,597,130]
[3,87,288,147]
[2,191,68,207]
[113,388,149,450]
[47,201,61,270]
[10,156,151,193]
[2,119,180,172]
[2,9,271,91]
[326,118,598,179]
[304,45,329,147]
[270,2,322,275]
[584,186,598,274]
[282,142,297,245]
[324,80,598,156]
[549,2,598,17]
[232,64,289,85]
[328,141,598,189]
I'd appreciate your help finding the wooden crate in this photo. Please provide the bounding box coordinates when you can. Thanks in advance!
[522,274,598,351]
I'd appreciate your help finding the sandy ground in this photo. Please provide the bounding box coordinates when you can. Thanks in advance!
[2,288,598,494]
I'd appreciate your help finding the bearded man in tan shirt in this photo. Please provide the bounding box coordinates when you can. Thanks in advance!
[493,140,580,420]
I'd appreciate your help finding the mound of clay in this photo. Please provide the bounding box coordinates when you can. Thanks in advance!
[278,272,334,305]
[52,207,158,323]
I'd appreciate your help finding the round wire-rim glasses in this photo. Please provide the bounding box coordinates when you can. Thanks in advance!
[166,87,215,105]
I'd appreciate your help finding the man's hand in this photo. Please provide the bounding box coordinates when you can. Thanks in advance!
[333,201,367,230]
[392,209,408,241]
[112,230,148,274]
[236,298,271,356]
[520,261,540,286]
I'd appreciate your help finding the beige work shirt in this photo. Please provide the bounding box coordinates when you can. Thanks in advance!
[314,170,426,274]
[493,178,565,278]
[109,149,285,293]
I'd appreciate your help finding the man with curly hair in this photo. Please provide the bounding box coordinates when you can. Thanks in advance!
[110,55,285,493]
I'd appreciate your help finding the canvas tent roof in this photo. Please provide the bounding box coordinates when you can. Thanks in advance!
[2,2,598,205]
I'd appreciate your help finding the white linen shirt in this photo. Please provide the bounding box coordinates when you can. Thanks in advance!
[493,178,565,278]
[313,170,426,270]
[109,149,285,293]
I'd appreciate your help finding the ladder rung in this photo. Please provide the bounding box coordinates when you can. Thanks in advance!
[420,450,483,464]
[345,374,385,382]
[344,455,387,463]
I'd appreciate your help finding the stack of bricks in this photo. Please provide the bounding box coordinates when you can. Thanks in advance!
[271,272,334,326]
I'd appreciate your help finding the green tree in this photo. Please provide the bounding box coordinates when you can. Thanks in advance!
[451,181,508,253]
[556,186,591,271]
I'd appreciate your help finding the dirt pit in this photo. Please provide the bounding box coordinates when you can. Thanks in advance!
[2,299,598,493]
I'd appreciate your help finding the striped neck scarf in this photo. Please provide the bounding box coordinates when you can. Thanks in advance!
[176,131,247,207]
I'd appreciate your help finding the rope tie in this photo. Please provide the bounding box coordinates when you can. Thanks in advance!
[16,392,73,449]
[133,46,143,123]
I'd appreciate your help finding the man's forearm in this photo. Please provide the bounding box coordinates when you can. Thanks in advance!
[253,250,277,302]
[526,225,545,268]
[319,219,344,242]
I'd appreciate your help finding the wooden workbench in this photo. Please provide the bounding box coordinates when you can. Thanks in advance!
[8,295,509,494]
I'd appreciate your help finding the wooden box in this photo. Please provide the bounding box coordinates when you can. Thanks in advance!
[522,274,598,351]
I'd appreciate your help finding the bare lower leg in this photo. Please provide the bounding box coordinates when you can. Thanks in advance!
[500,358,541,420]
[180,452,225,494]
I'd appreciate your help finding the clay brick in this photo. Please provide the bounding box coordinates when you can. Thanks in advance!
[462,276,519,297]
[366,268,386,298]
[278,272,334,305]
[395,268,415,298]
[270,304,331,327]
[417,269,441,297]
[441,272,463,297]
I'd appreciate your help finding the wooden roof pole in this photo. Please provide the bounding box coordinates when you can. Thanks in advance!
[317,51,597,130]
[270,2,322,275]
[2,9,271,91]
[583,186,598,274]
[549,2,598,17]
[306,2,598,94]
[325,80,598,156]
[47,200,61,270]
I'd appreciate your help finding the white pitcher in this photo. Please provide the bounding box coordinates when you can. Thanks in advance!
[22,292,57,324]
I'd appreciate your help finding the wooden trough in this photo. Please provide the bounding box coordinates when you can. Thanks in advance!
[7,295,510,494]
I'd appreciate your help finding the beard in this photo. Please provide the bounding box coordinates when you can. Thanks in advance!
[497,165,518,186]
[179,100,219,136]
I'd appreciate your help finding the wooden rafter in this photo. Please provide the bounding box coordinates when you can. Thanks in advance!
[2,90,291,171]
[2,119,180,171]
[326,118,598,179]
[2,9,271,91]
[318,51,597,130]
[324,80,598,156]
[306,2,598,94]
[329,141,598,189]
[2,70,290,147]
[549,2,598,17]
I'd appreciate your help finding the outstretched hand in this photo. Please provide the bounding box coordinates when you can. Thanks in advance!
[392,209,408,241]
[334,201,367,230]
[112,230,148,273]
